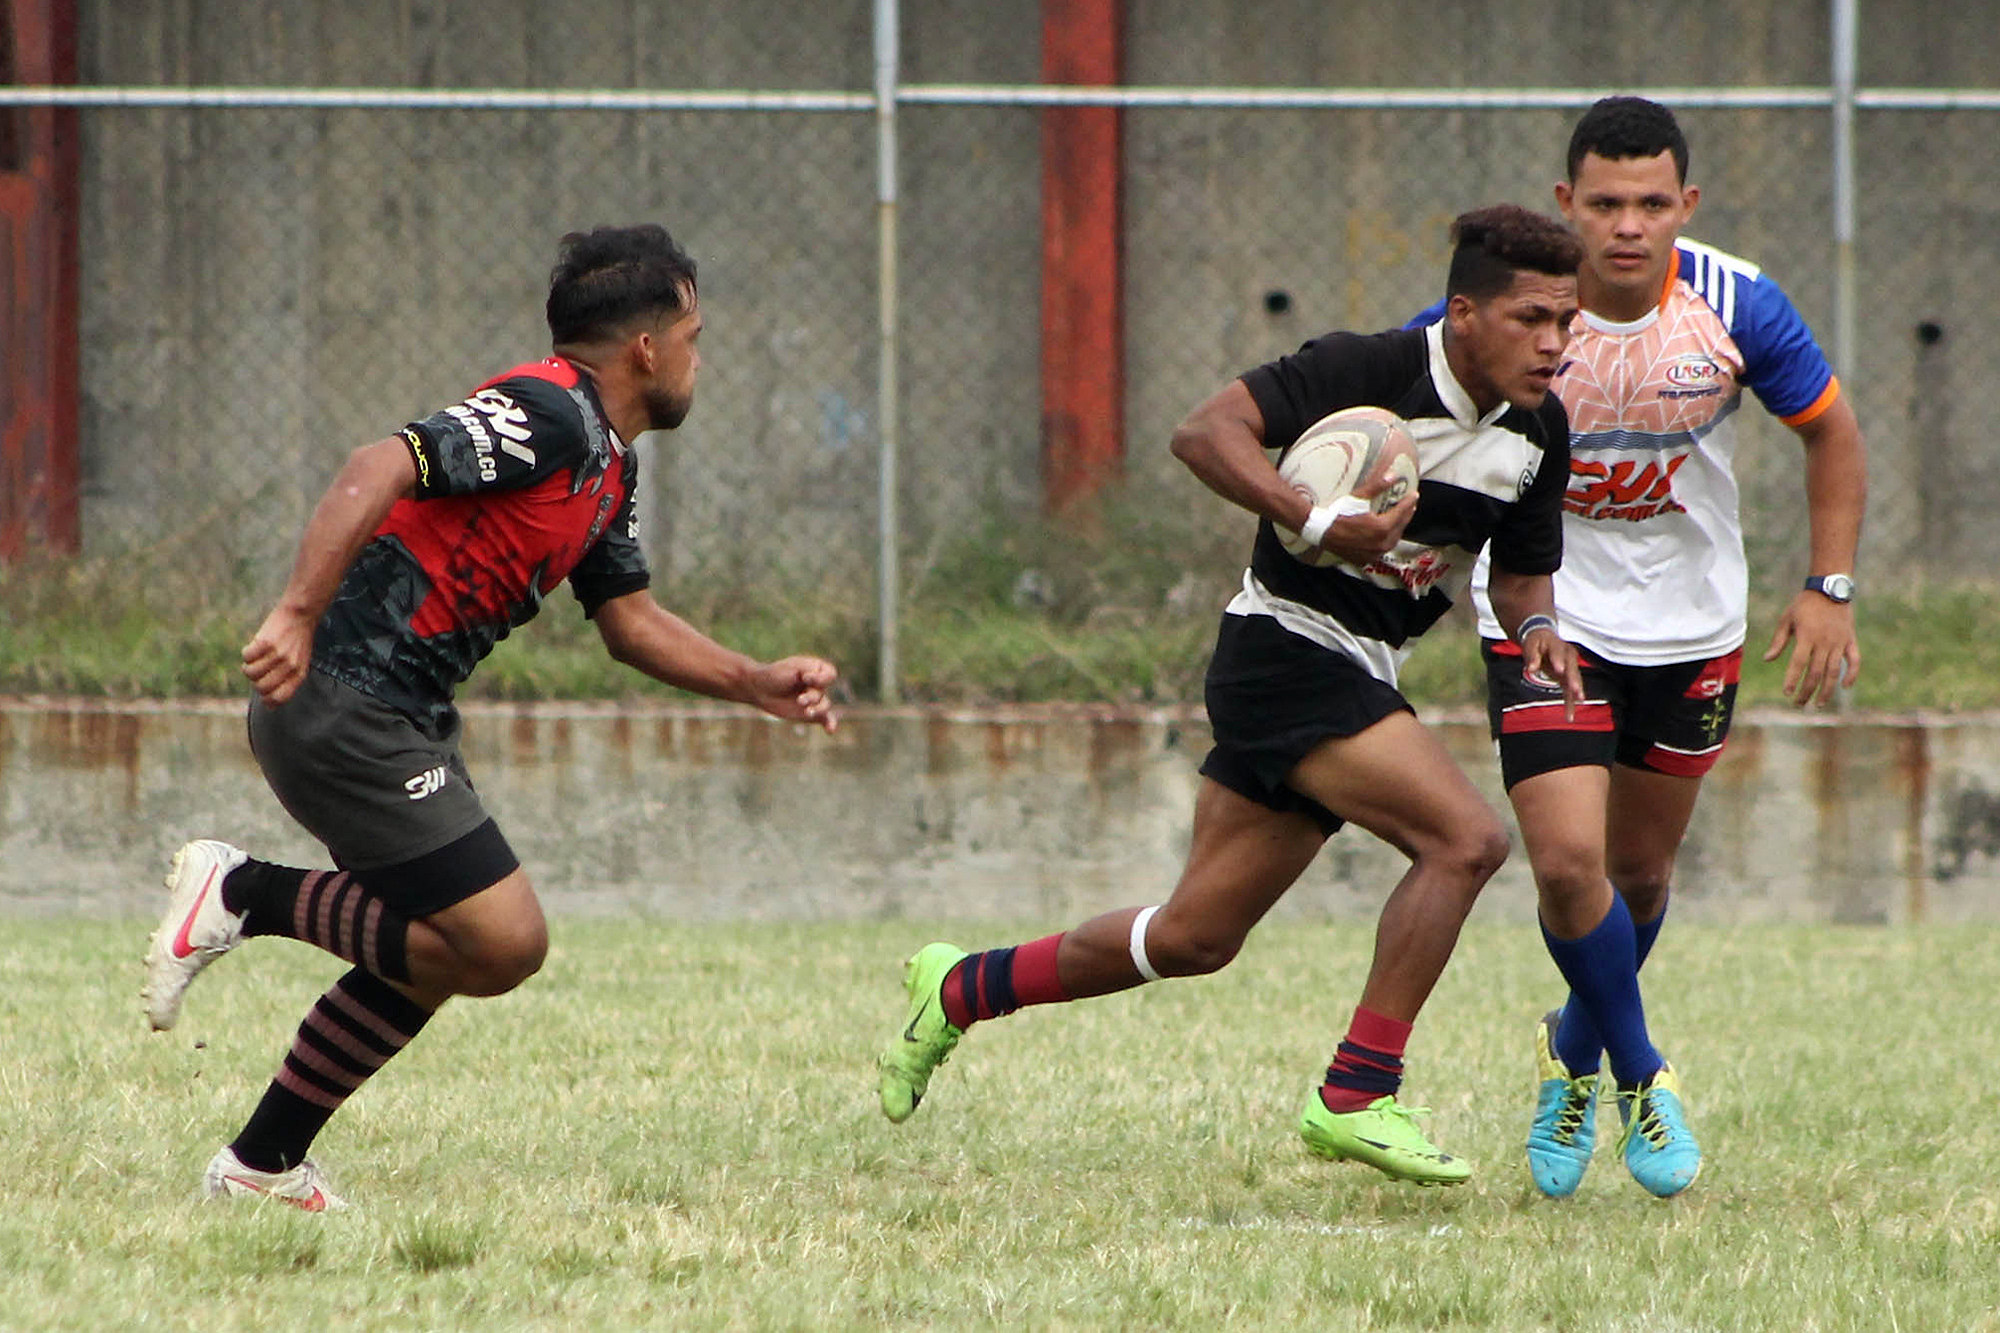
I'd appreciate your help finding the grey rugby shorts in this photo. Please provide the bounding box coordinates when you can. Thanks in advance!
[247,669,509,906]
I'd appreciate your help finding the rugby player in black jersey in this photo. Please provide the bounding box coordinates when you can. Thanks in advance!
[143,225,838,1209]
[878,206,1585,1187]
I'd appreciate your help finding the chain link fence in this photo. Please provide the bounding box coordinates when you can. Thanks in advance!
[7,0,1995,699]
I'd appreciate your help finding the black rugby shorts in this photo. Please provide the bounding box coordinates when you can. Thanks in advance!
[1198,612,1414,836]
[1482,638,1742,789]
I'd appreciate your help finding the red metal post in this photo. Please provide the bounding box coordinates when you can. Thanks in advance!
[1039,0,1123,517]
[1,0,81,560]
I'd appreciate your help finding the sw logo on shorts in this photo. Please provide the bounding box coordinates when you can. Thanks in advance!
[404,766,450,800]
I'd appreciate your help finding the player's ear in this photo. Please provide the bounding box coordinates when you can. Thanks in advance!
[1553,179,1574,216]
[1681,183,1700,220]
[628,328,658,374]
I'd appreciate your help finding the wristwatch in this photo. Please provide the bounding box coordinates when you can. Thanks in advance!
[1805,573,1855,604]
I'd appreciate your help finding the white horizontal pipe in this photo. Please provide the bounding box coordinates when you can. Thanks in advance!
[3,83,1996,113]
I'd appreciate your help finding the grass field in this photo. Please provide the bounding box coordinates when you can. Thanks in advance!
[3,917,1997,1331]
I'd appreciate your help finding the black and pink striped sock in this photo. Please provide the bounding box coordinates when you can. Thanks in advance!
[224,861,411,983]
[229,967,434,1173]
[939,933,1069,1029]
[1319,1006,1412,1113]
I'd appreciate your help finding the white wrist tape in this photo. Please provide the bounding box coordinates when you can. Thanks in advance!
[1129,905,1163,983]
[1296,494,1374,548]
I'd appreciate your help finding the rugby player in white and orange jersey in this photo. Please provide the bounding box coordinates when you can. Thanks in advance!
[1429,96,1866,1200]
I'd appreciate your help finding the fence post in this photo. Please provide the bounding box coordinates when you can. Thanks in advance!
[1038,0,1124,520]
[874,0,902,703]
[0,0,80,562]
[1829,0,1857,384]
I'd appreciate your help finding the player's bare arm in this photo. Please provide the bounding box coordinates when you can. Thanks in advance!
[593,591,840,733]
[1169,378,1415,563]
[242,436,419,707]
[1487,567,1585,718]
[1764,394,1866,707]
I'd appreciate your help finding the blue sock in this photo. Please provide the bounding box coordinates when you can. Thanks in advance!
[1543,895,1661,1085]
[1553,894,1668,1075]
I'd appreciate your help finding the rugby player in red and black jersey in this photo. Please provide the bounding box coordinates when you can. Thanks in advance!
[141,225,839,1210]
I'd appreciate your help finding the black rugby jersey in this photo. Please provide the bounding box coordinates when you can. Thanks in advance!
[312,357,649,728]
[1231,322,1569,683]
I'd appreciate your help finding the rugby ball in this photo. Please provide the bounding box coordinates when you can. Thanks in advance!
[1273,406,1421,567]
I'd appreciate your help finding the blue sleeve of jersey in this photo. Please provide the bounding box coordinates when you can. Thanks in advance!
[1730,272,1837,421]
[1403,298,1446,331]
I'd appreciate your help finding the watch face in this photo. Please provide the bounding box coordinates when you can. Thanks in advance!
[1817,575,1854,602]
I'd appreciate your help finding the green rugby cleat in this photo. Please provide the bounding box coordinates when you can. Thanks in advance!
[1526,1008,1599,1198]
[1300,1091,1473,1186]
[1617,1061,1702,1198]
[877,942,968,1123]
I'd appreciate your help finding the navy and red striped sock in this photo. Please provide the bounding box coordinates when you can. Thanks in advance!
[1319,1006,1411,1113]
[939,933,1069,1029]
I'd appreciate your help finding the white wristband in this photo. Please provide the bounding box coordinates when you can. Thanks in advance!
[1296,494,1373,548]
[1515,612,1558,643]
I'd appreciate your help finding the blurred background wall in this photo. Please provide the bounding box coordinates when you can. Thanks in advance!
[5,0,1992,695]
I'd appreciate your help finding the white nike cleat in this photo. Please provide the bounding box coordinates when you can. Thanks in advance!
[202,1146,348,1212]
[143,839,249,1031]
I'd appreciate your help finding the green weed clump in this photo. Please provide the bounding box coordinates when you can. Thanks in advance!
[6,535,1996,711]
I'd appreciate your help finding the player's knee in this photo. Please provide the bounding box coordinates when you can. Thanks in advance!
[1434,817,1511,891]
[456,919,548,997]
[1531,844,1609,907]
[1610,864,1673,920]
[1145,916,1244,977]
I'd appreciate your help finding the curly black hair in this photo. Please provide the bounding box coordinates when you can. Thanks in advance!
[1566,96,1689,184]
[1445,204,1584,301]
[545,224,698,345]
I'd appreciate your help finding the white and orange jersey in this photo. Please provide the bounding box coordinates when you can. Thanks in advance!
[1455,239,1841,664]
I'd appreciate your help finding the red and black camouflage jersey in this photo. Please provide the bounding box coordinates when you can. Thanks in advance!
[311,356,649,729]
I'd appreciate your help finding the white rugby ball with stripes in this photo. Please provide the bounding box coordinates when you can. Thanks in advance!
[1273,406,1422,567]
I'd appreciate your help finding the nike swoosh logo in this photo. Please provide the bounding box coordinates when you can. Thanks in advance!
[902,997,934,1043]
[223,1173,327,1212]
[1355,1136,1453,1162]
[170,865,224,959]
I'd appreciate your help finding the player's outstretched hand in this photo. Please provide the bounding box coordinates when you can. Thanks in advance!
[749,656,841,733]
[1764,592,1860,707]
[241,605,317,706]
[1521,625,1587,722]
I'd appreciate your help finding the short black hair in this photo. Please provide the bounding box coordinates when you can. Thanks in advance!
[1444,204,1583,301]
[1567,96,1689,184]
[546,224,698,345]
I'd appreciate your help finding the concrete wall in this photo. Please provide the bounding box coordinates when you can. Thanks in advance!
[7,699,1999,926]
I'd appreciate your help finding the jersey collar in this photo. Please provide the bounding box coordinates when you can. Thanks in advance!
[1576,258,1676,336]
[1424,320,1512,429]
[562,358,630,457]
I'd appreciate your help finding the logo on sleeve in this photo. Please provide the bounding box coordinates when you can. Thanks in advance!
[401,429,433,490]
[444,389,538,481]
